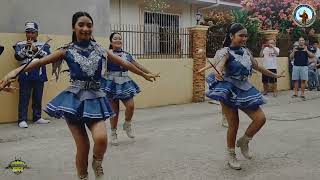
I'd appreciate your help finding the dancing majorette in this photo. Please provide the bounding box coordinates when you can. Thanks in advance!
[101,32,159,145]
[198,23,284,170]
[0,12,158,180]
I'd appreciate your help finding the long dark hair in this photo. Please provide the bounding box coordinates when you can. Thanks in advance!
[223,23,245,47]
[72,11,94,42]
[109,32,121,49]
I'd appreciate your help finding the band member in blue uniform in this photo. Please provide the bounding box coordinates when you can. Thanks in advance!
[14,22,51,128]
[0,12,158,180]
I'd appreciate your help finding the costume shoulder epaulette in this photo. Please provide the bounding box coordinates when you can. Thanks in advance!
[215,47,229,60]
[16,41,27,45]
[34,41,49,46]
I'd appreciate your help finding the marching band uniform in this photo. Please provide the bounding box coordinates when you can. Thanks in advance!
[13,22,50,128]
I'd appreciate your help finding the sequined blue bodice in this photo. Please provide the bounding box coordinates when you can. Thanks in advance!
[64,41,106,81]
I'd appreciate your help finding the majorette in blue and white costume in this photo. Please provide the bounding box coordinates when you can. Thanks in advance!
[206,46,266,110]
[44,40,114,123]
[100,49,140,101]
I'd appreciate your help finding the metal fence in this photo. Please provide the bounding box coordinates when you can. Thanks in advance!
[111,24,191,59]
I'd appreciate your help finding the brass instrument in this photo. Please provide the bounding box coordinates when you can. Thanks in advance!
[26,38,34,58]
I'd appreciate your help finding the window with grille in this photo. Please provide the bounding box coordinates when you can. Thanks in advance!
[144,12,180,55]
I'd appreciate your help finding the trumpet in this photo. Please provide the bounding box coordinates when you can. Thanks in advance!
[26,38,34,58]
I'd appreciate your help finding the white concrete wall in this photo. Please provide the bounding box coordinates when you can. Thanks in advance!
[0,0,110,36]
[181,4,197,28]
[110,0,197,27]
[110,0,142,25]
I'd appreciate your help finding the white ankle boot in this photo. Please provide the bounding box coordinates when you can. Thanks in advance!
[227,148,241,170]
[123,121,135,138]
[92,156,104,179]
[236,135,252,159]
[110,129,119,146]
[78,174,88,180]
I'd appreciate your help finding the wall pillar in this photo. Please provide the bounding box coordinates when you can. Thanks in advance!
[189,25,209,102]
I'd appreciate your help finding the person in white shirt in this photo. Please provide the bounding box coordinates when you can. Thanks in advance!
[260,39,280,96]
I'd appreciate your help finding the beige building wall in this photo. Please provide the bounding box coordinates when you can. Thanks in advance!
[128,59,194,108]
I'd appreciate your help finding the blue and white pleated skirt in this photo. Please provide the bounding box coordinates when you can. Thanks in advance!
[44,87,114,124]
[206,73,266,109]
[100,71,140,100]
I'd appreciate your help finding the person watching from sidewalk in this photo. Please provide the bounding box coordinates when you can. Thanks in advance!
[260,39,280,97]
[290,37,315,100]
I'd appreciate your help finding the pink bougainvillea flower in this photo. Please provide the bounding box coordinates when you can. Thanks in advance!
[241,0,319,30]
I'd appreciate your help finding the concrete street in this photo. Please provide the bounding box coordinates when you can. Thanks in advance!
[1,90,320,180]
